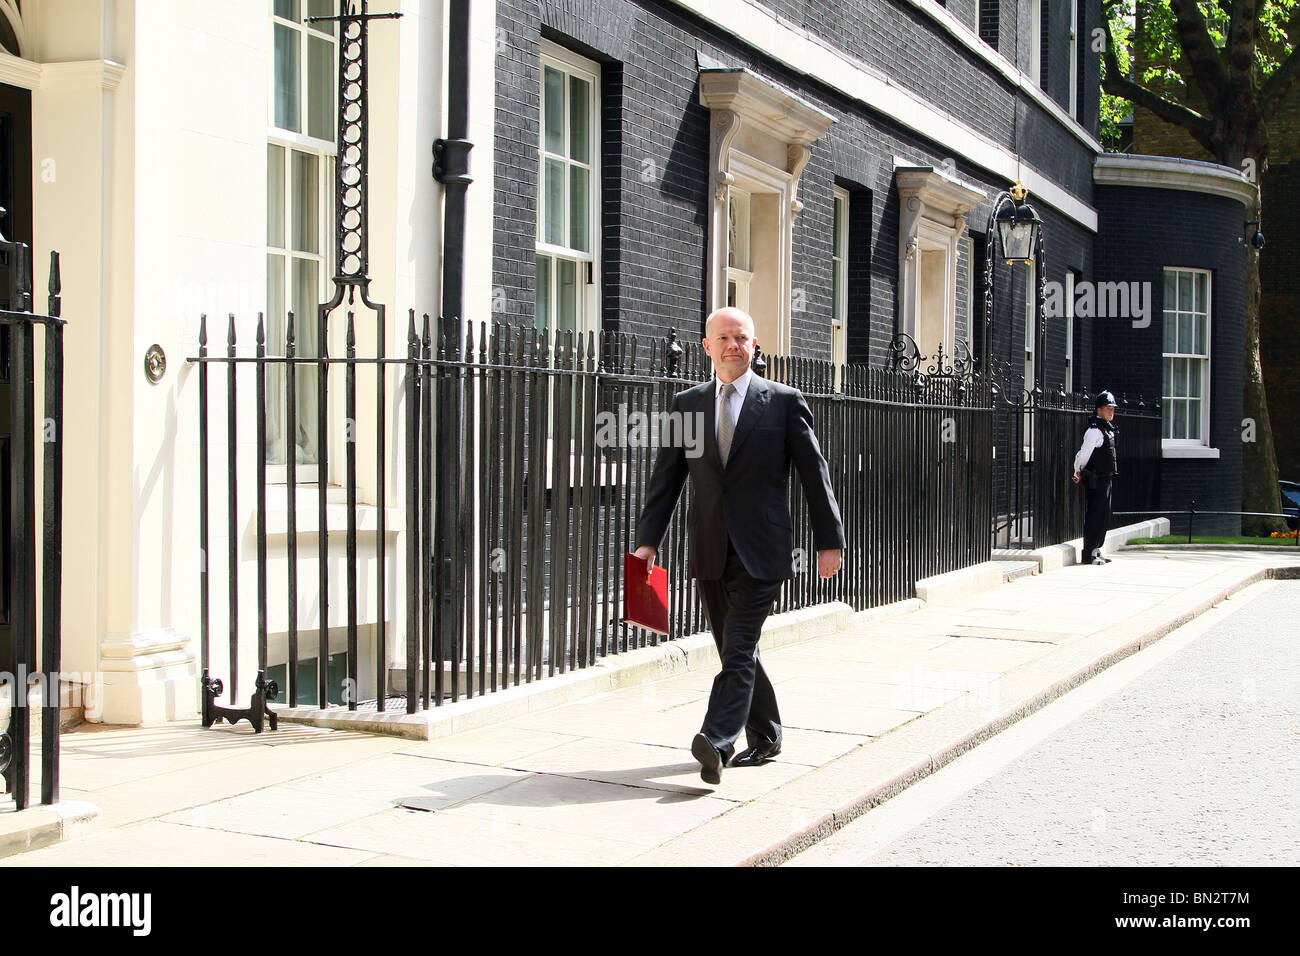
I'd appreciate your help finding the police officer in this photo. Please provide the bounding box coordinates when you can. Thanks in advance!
[1072,391,1119,565]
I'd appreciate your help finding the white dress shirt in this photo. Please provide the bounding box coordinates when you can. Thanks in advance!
[715,368,753,441]
[1073,427,1103,475]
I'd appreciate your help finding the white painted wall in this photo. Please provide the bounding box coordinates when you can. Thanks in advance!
[20,0,463,722]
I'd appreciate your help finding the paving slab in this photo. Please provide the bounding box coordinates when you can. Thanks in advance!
[305,806,651,866]
[1,820,376,867]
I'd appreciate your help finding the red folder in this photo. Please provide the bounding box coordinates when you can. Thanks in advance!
[623,553,670,636]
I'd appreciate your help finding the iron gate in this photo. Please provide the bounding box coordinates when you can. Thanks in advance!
[0,234,65,811]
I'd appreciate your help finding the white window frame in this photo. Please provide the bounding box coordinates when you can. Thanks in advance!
[894,166,982,368]
[1022,263,1037,461]
[831,187,849,388]
[267,0,337,479]
[1068,0,1079,119]
[966,236,977,360]
[1162,266,1213,452]
[1064,269,1078,393]
[536,40,601,339]
[269,0,337,142]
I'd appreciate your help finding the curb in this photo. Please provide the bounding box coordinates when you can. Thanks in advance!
[0,800,100,860]
[731,562,1300,866]
[1123,543,1300,553]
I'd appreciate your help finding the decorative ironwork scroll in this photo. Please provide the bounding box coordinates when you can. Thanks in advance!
[306,0,402,309]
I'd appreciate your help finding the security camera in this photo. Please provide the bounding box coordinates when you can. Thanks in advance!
[1252,229,1266,250]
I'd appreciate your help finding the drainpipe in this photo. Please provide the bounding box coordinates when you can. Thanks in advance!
[431,0,472,690]
[433,0,473,333]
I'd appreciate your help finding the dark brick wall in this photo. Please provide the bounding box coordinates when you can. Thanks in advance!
[1094,183,1248,533]
[494,0,1098,367]
[947,0,978,32]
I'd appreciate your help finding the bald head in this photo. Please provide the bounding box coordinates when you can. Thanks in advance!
[702,307,757,383]
[704,306,755,340]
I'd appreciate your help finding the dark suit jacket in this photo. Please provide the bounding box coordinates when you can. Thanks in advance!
[635,373,845,581]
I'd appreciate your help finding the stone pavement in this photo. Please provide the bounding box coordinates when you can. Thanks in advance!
[4,547,1298,867]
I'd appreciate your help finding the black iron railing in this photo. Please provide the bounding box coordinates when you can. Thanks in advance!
[190,318,1169,723]
[191,318,1018,721]
[0,240,64,811]
[991,383,1161,551]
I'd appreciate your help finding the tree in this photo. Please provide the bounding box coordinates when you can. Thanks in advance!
[1101,0,1300,534]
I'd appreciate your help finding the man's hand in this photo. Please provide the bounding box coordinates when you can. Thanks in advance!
[817,549,842,578]
[1071,472,1080,484]
[633,545,657,574]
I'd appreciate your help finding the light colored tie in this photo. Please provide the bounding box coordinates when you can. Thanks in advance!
[718,382,736,465]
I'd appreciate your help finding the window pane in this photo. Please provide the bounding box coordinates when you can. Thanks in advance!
[291,257,320,464]
[292,151,319,254]
[535,255,552,330]
[1194,272,1207,313]
[1162,358,1171,397]
[1177,313,1192,353]
[267,254,287,464]
[308,34,334,141]
[544,157,565,246]
[1162,399,1171,439]
[274,23,301,133]
[569,165,589,252]
[1186,398,1201,440]
[1162,310,1175,353]
[728,190,749,270]
[833,196,843,257]
[268,145,286,247]
[1194,313,1207,355]
[1178,271,1192,311]
[274,0,300,19]
[1175,358,1189,397]
[1164,271,1176,312]
[1187,359,1202,397]
[306,0,334,34]
[1173,399,1187,439]
[569,76,589,164]
[832,264,841,322]
[268,253,287,327]
[291,258,319,332]
[543,67,565,155]
[557,258,578,334]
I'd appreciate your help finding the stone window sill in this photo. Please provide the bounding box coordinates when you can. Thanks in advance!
[1162,444,1221,460]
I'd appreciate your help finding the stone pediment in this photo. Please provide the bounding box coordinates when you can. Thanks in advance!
[699,68,836,146]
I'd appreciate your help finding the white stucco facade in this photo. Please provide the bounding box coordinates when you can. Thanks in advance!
[1,0,493,724]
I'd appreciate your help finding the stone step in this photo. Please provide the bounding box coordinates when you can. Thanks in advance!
[999,560,1039,583]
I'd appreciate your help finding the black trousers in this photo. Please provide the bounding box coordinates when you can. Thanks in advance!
[1082,474,1114,561]
[696,540,784,759]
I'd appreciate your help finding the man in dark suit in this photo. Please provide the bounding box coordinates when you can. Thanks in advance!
[633,307,844,785]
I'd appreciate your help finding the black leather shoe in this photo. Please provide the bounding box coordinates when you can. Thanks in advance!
[732,742,782,767]
[691,733,725,785]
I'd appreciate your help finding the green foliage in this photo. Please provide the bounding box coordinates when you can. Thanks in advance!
[1100,3,1136,146]
[1106,0,1298,89]
[1101,1,1300,149]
